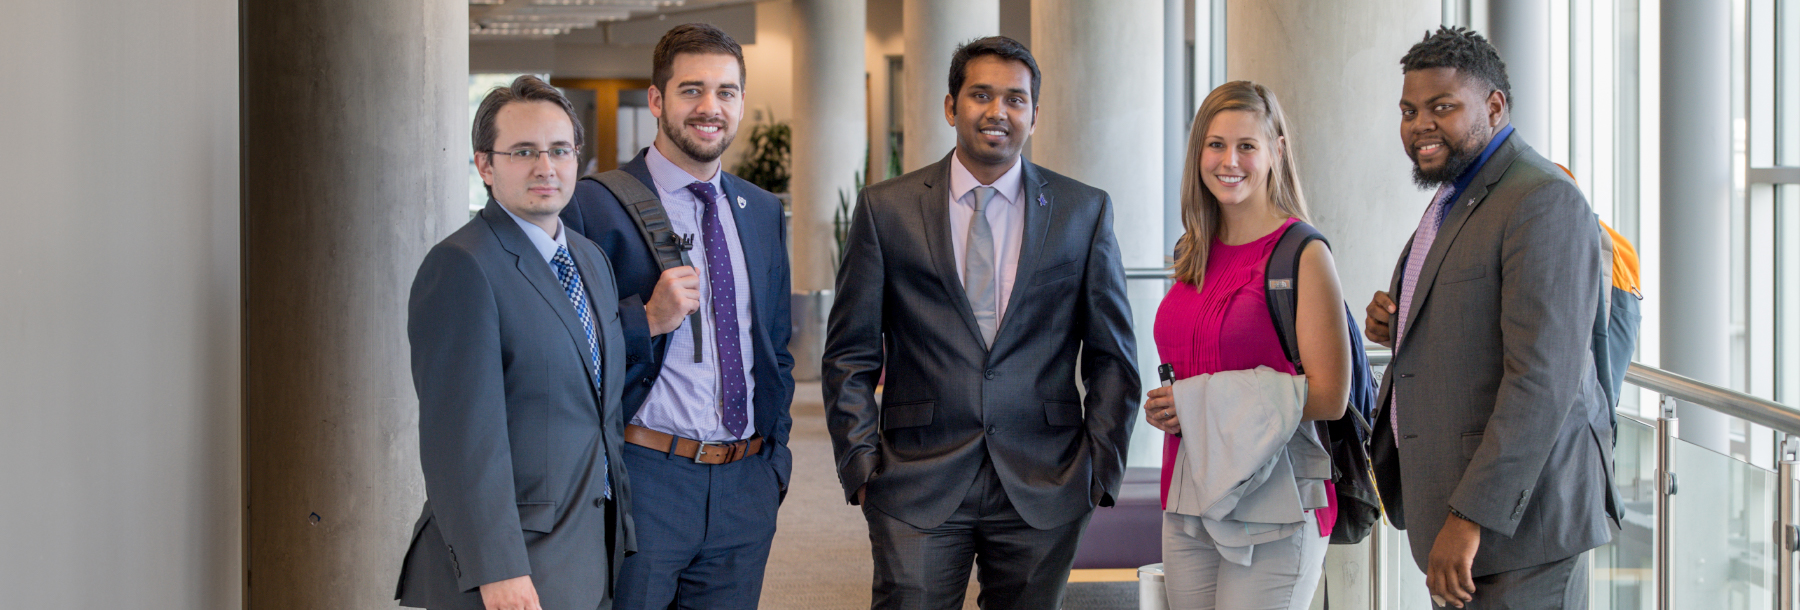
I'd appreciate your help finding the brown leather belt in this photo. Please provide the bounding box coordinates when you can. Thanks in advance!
[625,424,763,465]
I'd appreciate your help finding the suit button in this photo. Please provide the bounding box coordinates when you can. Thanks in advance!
[594,497,603,508]
[984,370,997,380]
[987,425,998,435]
[642,377,654,386]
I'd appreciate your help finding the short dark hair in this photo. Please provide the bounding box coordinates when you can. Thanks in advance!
[471,75,584,196]
[948,36,1041,103]
[1400,26,1512,110]
[652,23,747,93]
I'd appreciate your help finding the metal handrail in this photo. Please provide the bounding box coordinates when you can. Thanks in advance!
[1625,363,1800,435]
[1356,345,1799,609]
[1367,346,1800,436]
[1125,267,1169,281]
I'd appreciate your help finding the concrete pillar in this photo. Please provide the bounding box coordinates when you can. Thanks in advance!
[240,1,465,607]
[1487,0,1551,151]
[1031,0,1163,472]
[1227,2,1441,608]
[790,0,866,292]
[1660,0,1732,451]
[902,0,999,172]
[1226,0,1440,309]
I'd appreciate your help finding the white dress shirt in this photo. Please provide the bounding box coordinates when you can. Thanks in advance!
[947,151,1026,326]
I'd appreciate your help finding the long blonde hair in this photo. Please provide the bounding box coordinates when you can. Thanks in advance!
[1170,81,1311,287]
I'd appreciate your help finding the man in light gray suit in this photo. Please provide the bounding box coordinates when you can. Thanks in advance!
[1363,28,1619,609]
[397,75,634,610]
[823,36,1140,610]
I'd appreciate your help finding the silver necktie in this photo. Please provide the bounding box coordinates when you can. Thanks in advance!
[965,186,999,347]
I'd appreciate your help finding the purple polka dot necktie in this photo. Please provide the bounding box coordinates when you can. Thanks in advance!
[684,181,749,438]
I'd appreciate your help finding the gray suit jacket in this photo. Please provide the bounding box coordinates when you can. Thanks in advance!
[823,153,1141,531]
[396,200,636,609]
[1370,134,1620,576]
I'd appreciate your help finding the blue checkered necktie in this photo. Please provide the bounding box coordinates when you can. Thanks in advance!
[549,245,611,500]
[683,181,749,438]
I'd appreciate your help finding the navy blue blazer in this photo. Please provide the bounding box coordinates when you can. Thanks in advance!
[560,149,796,490]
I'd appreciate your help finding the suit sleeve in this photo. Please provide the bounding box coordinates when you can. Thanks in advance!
[768,194,797,493]
[1448,180,1601,537]
[1078,193,1142,507]
[822,189,885,503]
[408,244,530,591]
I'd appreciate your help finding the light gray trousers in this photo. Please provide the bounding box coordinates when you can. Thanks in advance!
[1161,511,1328,610]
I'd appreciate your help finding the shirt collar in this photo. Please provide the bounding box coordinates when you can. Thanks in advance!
[644,142,723,203]
[499,201,568,263]
[1450,124,1514,198]
[949,150,1025,208]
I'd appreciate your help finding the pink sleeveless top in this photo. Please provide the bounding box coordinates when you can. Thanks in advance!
[1152,218,1335,534]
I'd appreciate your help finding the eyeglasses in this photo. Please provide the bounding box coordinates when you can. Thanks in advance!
[486,147,579,163]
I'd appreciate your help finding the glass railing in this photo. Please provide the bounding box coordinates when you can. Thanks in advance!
[1118,268,1800,609]
[1361,349,1800,610]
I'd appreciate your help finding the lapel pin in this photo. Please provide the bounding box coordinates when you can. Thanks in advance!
[736,196,747,209]
[1036,194,1046,207]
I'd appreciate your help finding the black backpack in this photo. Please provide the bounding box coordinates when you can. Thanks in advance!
[582,169,705,363]
[1262,221,1382,545]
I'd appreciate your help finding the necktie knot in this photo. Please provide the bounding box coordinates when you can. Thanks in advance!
[972,186,998,213]
[685,181,718,206]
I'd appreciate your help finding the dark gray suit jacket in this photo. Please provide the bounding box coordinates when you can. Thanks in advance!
[823,153,1141,531]
[1370,134,1620,577]
[397,200,636,609]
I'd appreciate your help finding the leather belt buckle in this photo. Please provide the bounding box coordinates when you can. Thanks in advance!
[693,440,727,465]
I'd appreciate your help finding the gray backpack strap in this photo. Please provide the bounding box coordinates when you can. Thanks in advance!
[586,169,703,363]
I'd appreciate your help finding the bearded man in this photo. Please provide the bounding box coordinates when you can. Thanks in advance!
[558,22,794,610]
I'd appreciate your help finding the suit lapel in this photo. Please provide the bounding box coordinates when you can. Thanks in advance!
[482,201,602,388]
[1400,135,1522,335]
[990,162,1051,347]
[916,154,986,347]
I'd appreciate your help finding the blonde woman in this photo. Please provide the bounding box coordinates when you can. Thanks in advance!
[1142,81,1352,610]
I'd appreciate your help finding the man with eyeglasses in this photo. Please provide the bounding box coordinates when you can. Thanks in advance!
[558,23,793,610]
[397,75,635,610]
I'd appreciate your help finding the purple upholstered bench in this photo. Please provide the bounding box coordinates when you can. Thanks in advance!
[1072,466,1163,569]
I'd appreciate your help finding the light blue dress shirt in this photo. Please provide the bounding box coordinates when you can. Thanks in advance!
[636,144,757,442]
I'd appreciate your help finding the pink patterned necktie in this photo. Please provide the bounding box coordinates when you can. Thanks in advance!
[1391,185,1455,442]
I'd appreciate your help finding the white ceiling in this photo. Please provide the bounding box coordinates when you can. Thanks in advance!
[470,0,762,40]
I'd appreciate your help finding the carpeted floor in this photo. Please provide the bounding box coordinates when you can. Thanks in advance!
[758,382,1139,610]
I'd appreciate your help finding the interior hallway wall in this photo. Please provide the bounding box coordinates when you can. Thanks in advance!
[1226,0,1442,307]
[0,1,242,608]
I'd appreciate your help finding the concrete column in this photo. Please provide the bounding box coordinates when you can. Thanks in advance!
[240,1,465,607]
[1228,2,1441,607]
[790,0,866,292]
[1487,0,1551,150]
[1226,0,1440,309]
[1661,0,1732,452]
[902,0,999,172]
[1031,0,1163,473]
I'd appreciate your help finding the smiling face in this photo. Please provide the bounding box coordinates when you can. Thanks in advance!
[650,51,744,171]
[1199,109,1280,212]
[1400,66,1506,188]
[475,99,579,221]
[945,54,1037,175]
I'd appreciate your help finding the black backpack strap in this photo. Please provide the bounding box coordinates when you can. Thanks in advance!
[584,169,704,363]
[1263,221,1326,375]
